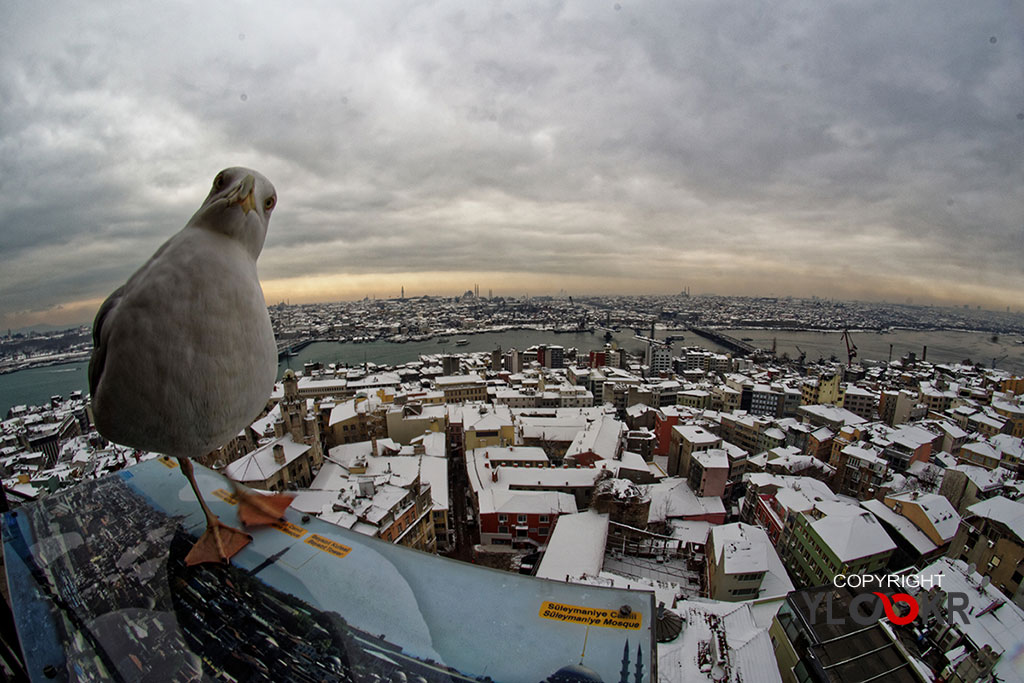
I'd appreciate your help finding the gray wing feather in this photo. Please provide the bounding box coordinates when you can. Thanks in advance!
[89,285,125,396]
[88,231,180,396]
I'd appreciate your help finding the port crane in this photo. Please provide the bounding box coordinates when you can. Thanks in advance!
[841,329,858,368]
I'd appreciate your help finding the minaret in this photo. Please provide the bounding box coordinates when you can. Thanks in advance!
[619,639,630,683]
[248,546,290,576]
[634,642,643,683]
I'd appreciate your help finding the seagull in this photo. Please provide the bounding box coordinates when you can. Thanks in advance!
[90,167,293,565]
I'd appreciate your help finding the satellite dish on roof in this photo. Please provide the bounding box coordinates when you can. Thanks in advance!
[980,576,991,590]
[967,562,978,576]
[656,602,683,643]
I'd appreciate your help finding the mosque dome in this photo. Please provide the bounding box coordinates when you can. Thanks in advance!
[545,663,604,682]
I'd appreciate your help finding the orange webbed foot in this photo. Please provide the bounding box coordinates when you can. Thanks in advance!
[185,519,253,566]
[234,486,295,527]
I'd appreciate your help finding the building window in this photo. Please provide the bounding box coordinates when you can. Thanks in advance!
[498,514,508,523]
[498,525,508,534]
[539,527,549,536]
[517,514,527,524]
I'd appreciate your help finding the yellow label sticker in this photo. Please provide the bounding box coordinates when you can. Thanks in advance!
[539,601,643,630]
[158,457,178,469]
[304,534,351,558]
[271,519,306,538]
[212,489,238,505]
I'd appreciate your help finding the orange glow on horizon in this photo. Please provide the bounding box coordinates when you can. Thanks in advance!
[5,269,1022,331]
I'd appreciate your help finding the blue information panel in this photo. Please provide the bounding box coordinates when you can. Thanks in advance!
[3,458,655,682]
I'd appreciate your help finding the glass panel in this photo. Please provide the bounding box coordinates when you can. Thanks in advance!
[4,461,656,681]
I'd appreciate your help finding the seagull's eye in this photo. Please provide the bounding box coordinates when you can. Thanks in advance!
[213,173,226,191]
[264,196,276,211]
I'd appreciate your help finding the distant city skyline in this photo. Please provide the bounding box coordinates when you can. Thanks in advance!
[7,280,1024,334]
[2,1,1023,330]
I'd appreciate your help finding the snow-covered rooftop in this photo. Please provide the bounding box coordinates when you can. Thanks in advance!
[692,448,729,470]
[712,524,768,575]
[476,488,576,516]
[224,435,310,483]
[745,473,840,513]
[842,444,885,465]
[478,445,549,463]
[249,403,281,436]
[889,424,937,450]
[884,491,960,542]
[466,448,607,497]
[711,523,794,601]
[565,414,624,460]
[860,499,938,555]
[672,424,720,445]
[966,496,1024,543]
[799,404,866,427]
[947,464,1014,492]
[907,558,1024,683]
[808,503,897,562]
[646,478,726,522]
[658,599,782,683]
[535,510,610,581]
[417,456,449,511]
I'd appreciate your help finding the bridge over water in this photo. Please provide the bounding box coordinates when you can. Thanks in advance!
[276,337,315,360]
[687,327,758,356]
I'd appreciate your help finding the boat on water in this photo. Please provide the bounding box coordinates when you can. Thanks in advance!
[436,337,450,344]
[455,339,469,346]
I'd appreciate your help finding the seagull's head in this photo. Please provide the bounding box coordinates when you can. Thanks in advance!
[191,167,277,259]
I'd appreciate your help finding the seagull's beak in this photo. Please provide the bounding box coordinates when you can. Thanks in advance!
[226,174,257,214]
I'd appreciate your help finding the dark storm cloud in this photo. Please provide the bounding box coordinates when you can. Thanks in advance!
[1,0,1022,327]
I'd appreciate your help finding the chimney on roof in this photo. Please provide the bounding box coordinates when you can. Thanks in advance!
[492,466,499,483]
[273,444,286,465]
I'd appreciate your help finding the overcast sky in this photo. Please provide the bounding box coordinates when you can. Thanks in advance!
[2,1,1022,329]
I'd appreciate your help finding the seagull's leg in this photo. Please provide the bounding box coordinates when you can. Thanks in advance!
[228,478,295,527]
[178,457,252,565]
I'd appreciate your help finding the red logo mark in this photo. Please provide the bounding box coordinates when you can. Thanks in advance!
[873,592,919,626]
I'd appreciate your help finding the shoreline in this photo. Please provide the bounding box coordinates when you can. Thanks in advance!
[2,325,1019,377]
[0,351,91,376]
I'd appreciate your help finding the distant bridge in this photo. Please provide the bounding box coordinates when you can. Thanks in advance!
[687,327,757,356]
[633,335,667,347]
[276,337,315,360]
